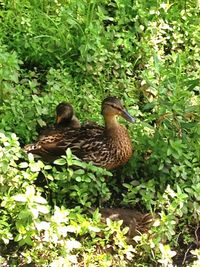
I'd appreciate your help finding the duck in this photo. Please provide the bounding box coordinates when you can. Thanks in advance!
[100,208,153,238]
[38,102,80,139]
[24,96,135,169]
[55,102,80,129]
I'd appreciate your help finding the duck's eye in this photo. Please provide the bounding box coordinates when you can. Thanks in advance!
[109,104,122,112]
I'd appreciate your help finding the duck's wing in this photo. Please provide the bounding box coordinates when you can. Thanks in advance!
[24,125,108,164]
[67,127,114,167]
[25,130,77,153]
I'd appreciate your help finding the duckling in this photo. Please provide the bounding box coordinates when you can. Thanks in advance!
[38,102,80,139]
[55,102,80,129]
[24,96,135,169]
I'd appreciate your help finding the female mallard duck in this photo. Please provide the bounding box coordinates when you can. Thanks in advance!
[38,102,80,139]
[25,97,135,169]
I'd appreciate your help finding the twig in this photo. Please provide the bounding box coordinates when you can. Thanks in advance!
[182,244,193,266]
[194,225,200,247]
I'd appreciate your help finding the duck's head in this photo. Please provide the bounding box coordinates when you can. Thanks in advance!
[101,96,135,124]
[55,102,74,125]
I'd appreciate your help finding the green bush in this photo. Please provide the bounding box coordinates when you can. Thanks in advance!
[0,45,21,104]
[0,132,133,266]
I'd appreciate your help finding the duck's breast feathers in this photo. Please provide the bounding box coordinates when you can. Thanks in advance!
[75,126,132,169]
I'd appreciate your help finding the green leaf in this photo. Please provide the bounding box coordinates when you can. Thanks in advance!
[36,205,49,214]
[66,148,72,158]
[54,158,66,165]
[19,162,29,168]
[30,207,39,218]
[33,196,47,204]
[13,194,27,202]
[30,162,41,172]
[75,176,82,182]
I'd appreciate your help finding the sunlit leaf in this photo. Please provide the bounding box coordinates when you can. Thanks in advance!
[13,194,27,202]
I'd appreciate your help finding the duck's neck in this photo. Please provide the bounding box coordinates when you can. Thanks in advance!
[104,115,120,131]
[58,115,80,128]
[104,115,131,147]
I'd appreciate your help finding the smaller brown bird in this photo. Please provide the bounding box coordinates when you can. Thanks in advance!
[38,102,80,139]
[55,102,80,129]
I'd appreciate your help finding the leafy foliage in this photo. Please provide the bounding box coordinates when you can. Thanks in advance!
[0,0,200,266]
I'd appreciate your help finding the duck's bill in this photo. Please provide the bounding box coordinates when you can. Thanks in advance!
[56,115,62,124]
[121,109,135,123]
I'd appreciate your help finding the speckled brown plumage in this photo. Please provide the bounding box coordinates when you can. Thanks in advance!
[100,208,153,238]
[24,97,135,169]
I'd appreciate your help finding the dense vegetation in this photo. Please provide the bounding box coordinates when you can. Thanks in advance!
[0,0,199,266]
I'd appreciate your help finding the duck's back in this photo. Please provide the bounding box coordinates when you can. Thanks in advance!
[25,124,132,169]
